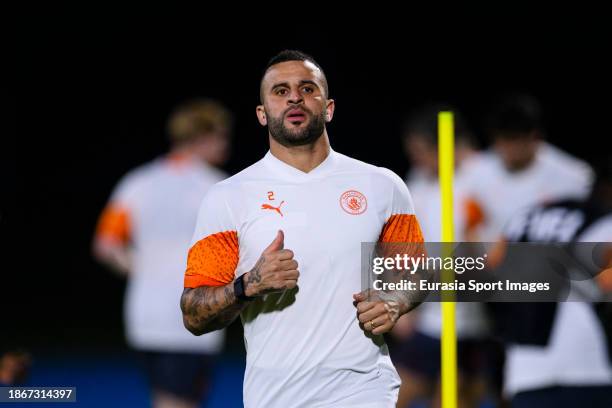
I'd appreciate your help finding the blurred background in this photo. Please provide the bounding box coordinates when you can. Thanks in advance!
[4,12,610,408]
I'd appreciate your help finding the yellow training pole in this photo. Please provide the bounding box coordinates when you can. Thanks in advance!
[439,111,457,408]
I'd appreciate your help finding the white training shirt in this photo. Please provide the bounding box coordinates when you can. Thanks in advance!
[458,143,597,396]
[463,143,594,241]
[96,155,226,353]
[406,154,489,339]
[185,148,424,408]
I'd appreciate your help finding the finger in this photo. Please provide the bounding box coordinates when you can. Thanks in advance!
[276,249,295,260]
[282,279,298,289]
[358,303,387,323]
[263,230,284,254]
[372,320,394,335]
[353,290,367,302]
[279,259,298,270]
[356,301,377,314]
[279,270,299,280]
[354,289,378,303]
[363,313,390,333]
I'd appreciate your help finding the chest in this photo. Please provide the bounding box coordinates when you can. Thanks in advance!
[235,179,388,273]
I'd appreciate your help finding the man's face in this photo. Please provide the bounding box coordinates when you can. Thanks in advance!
[493,131,540,172]
[257,60,334,147]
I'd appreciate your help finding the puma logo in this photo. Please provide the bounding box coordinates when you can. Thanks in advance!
[261,201,285,217]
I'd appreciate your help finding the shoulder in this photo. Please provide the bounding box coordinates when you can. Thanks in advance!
[202,157,269,203]
[459,150,502,186]
[217,156,269,186]
[112,159,161,197]
[199,163,228,184]
[334,151,406,189]
[123,159,159,182]
[539,143,594,181]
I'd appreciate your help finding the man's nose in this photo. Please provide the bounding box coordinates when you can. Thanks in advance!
[287,88,304,104]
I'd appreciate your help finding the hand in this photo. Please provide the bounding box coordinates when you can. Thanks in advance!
[353,290,402,335]
[243,230,299,297]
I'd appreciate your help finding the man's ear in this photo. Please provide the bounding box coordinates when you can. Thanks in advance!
[256,105,267,126]
[325,99,335,123]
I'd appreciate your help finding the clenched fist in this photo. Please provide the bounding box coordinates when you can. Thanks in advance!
[353,290,403,335]
[243,230,299,297]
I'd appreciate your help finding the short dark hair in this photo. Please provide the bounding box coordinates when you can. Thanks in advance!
[402,103,474,147]
[261,50,329,99]
[486,93,543,137]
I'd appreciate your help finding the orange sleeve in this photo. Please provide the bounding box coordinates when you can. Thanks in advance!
[95,205,131,244]
[596,247,612,292]
[464,197,485,231]
[379,214,424,243]
[487,238,508,269]
[378,214,425,265]
[184,230,239,288]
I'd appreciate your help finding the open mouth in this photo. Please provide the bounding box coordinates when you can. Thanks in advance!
[286,109,307,124]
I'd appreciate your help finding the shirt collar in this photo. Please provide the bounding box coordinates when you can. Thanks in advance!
[263,147,337,181]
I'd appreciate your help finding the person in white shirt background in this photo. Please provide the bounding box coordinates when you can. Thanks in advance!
[93,99,232,408]
[392,104,490,408]
[492,157,612,408]
[463,93,594,406]
[462,93,594,242]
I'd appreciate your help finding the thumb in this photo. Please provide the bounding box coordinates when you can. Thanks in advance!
[353,289,373,302]
[263,230,284,254]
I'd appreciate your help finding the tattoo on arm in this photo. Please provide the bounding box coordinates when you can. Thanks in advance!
[245,257,263,286]
[180,284,246,335]
[379,243,429,314]
[245,256,281,296]
[181,255,271,335]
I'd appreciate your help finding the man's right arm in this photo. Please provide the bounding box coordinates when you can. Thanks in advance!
[180,282,247,336]
[181,230,298,335]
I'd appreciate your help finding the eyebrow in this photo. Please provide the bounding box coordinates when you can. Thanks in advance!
[270,80,321,92]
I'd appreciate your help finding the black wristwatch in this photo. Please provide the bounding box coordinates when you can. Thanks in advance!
[234,274,255,301]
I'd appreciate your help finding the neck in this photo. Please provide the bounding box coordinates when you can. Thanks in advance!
[170,144,194,158]
[268,131,331,173]
[168,146,206,167]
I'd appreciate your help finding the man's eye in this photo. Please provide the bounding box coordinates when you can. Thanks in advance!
[275,89,288,96]
[302,86,314,93]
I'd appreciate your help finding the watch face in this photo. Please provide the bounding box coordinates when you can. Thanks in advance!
[235,277,244,296]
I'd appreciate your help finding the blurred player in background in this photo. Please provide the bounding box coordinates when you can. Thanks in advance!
[464,93,595,405]
[393,105,489,408]
[93,99,232,408]
[463,93,594,241]
[180,50,424,408]
[491,157,612,408]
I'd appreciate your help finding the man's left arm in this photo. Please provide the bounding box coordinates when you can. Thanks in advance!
[354,171,425,335]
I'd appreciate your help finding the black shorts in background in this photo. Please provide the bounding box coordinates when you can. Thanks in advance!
[390,331,487,380]
[139,351,214,402]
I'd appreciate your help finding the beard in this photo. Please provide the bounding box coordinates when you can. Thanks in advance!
[267,106,326,147]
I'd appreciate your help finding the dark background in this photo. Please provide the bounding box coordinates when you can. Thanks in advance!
[5,14,610,355]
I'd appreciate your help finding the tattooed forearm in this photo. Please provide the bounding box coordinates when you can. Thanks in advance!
[180,243,299,335]
[180,284,247,335]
